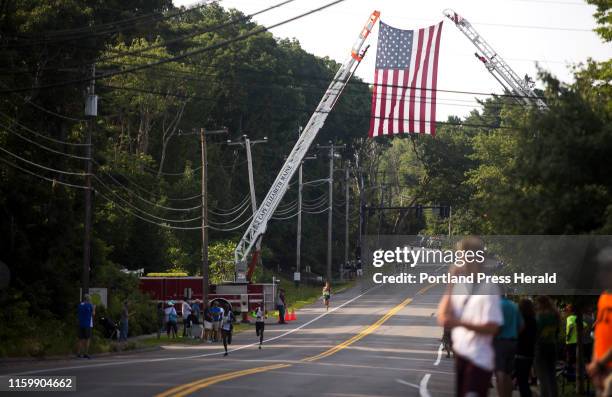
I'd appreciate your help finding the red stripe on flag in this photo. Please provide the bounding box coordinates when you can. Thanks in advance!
[369,69,379,137]
[377,69,389,137]
[387,70,399,134]
[419,25,435,134]
[398,70,409,134]
[408,29,424,133]
[430,22,443,136]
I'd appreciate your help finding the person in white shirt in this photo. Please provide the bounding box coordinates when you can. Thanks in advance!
[181,298,192,337]
[438,236,503,397]
[255,305,266,349]
[221,305,234,356]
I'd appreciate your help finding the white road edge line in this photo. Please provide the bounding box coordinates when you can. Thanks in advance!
[433,343,443,366]
[396,378,420,389]
[11,285,381,376]
[419,373,431,397]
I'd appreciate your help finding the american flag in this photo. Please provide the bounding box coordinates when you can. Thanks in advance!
[369,21,443,137]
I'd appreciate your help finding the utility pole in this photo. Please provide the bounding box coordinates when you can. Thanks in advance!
[295,127,316,285]
[200,128,227,307]
[343,161,350,282]
[227,134,267,282]
[82,64,97,297]
[317,142,345,282]
[226,135,268,214]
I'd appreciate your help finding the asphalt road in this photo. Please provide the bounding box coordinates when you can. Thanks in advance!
[0,281,455,396]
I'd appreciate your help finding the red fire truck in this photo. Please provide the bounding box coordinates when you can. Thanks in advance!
[139,276,277,314]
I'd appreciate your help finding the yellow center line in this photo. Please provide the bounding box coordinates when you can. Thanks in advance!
[155,363,292,397]
[156,286,433,396]
[301,296,413,362]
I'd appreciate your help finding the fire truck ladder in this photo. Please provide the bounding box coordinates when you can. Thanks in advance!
[443,9,548,111]
[233,10,381,283]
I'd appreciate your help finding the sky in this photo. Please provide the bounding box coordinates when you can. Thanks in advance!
[175,0,611,120]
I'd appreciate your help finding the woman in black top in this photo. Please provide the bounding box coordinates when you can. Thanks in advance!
[516,298,537,397]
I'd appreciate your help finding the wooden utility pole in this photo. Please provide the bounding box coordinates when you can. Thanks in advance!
[317,142,345,282]
[200,128,227,307]
[82,65,97,296]
[343,162,350,282]
[200,128,209,307]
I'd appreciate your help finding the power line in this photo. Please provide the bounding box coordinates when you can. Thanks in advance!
[94,175,202,223]
[93,159,202,201]
[0,146,89,176]
[0,121,92,160]
[2,1,217,48]
[0,155,89,189]
[0,0,347,94]
[0,112,90,146]
[95,170,202,212]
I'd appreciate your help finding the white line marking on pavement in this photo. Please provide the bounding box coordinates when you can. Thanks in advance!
[433,343,443,366]
[396,379,420,389]
[419,373,431,397]
[11,286,381,376]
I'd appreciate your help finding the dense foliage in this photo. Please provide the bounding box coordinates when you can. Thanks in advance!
[0,0,609,358]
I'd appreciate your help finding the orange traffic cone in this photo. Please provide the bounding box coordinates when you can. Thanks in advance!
[285,310,291,322]
[289,309,296,321]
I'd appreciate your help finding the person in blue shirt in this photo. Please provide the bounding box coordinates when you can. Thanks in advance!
[210,301,224,342]
[494,295,524,397]
[77,294,95,359]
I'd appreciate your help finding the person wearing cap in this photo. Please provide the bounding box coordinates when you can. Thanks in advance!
[164,301,178,338]
[255,304,266,349]
[77,294,95,359]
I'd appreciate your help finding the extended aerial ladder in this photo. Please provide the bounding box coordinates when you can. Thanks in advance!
[443,9,548,111]
[233,11,381,283]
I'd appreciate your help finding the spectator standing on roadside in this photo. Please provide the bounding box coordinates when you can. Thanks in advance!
[119,300,129,343]
[277,289,286,324]
[535,295,560,397]
[255,305,266,349]
[437,236,503,397]
[516,298,537,397]
[77,294,95,359]
[181,298,192,337]
[587,247,612,396]
[565,304,579,374]
[211,301,224,342]
[494,294,523,397]
[203,304,213,343]
[164,301,178,338]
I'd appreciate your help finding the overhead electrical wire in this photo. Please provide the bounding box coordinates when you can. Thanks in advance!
[1,122,91,160]
[95,169,202,211]
[2,0,219,48]
[209,194,250,215]
[0,146,89,176]
[0,156,89,189]
[93,159,202,201]
[208,204,251,226]
[0,113,90,147]
[0,0,348,94]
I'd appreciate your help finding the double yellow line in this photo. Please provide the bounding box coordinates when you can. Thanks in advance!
[302,296,413,362]
[156,363,292,397]
[157,289,427,397]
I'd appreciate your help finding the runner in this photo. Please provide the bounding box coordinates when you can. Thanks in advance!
[77,294,95,359]
[221,304,235,356]
[322,281,331,311]
[255,304,266,349]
